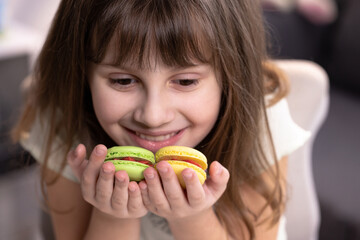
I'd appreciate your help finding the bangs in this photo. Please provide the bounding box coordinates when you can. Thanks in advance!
[87,0,214,68]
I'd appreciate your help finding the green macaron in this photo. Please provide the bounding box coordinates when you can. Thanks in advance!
[104,146,155,181]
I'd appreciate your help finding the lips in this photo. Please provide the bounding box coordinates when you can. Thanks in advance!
[135,131,178,142]
[126,128,185,153]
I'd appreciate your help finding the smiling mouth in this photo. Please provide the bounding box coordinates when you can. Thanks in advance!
[135,131,179,142]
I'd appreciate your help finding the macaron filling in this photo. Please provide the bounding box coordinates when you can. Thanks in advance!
[105,156,153,166]
[162,158,202,168]
[155,146,208,170]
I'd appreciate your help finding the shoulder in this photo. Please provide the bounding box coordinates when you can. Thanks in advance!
[265,98,311,161]
[19,110,79,182]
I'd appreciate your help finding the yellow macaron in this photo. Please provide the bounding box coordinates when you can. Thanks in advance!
[155,146,207,188]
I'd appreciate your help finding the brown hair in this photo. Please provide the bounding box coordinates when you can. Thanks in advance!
[12,0,288,239]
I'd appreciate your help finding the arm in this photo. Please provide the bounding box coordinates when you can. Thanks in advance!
[84,208,141,240]
[45,171,142,240]
[45,168,92,240]
[45,144,147,240]
[240,156,288,239]
[139,156,288,240]
[168,205,227,240]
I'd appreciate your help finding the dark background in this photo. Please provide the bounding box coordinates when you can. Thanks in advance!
[263,0,360,238]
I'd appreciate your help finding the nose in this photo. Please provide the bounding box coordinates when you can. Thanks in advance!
[134,92,175,128]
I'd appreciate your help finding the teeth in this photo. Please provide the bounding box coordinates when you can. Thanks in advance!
[136,132,177,142]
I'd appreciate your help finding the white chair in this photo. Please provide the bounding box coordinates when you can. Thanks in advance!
[275,60,330,240]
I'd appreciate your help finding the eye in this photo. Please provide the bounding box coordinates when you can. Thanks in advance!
[179,79,198,86]
[110,78,136,85]
[109,77,138,90]
[172,79,199,87]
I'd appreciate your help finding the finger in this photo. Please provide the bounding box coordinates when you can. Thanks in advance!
[182,168,205,208]
[67,144,87,180]
[204,161,230,199]
[139,181,151,208]
[81,144,108,201]
[156,161,186,209]
[111,170,130,213]
[95,162,115,207]
[143,167,170,213]
[128,182,146,217]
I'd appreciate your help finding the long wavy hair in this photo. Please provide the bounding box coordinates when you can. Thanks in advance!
[12,0,288,239]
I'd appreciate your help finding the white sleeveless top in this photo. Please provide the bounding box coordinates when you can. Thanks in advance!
[20,98,310,240]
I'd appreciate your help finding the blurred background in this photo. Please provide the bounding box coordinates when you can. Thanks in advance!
[0,0,359,239]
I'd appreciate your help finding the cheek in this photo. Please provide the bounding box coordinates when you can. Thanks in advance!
[90,84,130,125]
[92,96,116,124]
[199,97,221,128]
[183,87,221,128]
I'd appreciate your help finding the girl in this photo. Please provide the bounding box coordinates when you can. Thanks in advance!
[12,0,310,239]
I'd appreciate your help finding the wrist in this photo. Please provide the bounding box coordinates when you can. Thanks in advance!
[85,208,141,240]
[93,207,144,221]
[94,207,141,225]
[168,207,212,226]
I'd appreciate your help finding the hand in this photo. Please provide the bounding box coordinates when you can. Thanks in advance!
[67,144,148,219]
[139,161,230,222]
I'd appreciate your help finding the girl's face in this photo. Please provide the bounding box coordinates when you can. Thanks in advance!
[88,53,221,153]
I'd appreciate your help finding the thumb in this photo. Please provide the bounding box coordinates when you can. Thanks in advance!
[204,161,230,199]
[67,144,88,181]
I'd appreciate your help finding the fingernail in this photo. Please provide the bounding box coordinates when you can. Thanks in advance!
[96,145,106,156]
[129,183,137,192]
[103,163,113,173]
[183,171,193,179]
[158,166,168,174]
[139,182,147,190]
[215,164,223,176]
[145,172,154,179]
[116,175,125,183]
